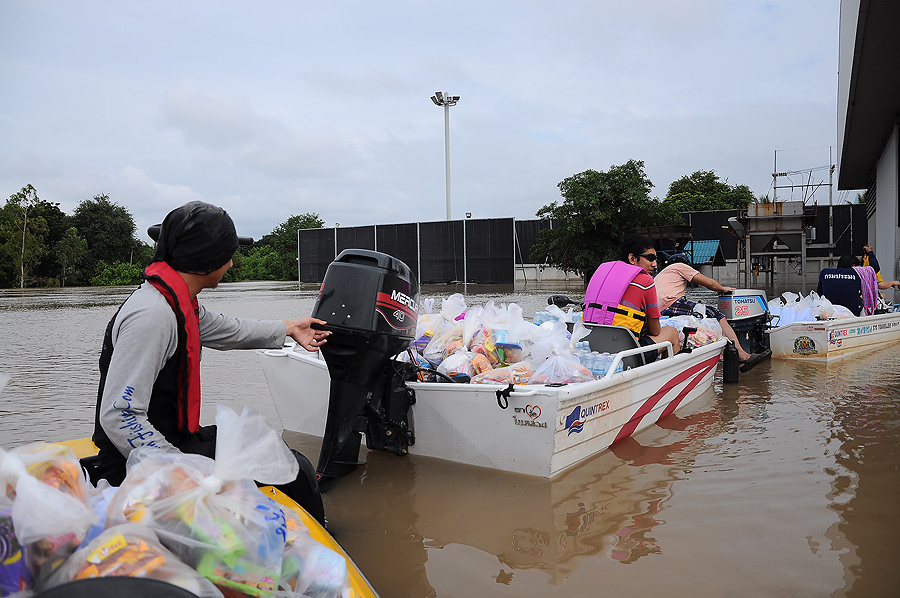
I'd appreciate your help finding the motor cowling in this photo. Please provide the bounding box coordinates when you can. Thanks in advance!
[311,249,419,481]
[718,289,771,354]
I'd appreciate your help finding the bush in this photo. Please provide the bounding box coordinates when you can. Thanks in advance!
[90,260,144,286]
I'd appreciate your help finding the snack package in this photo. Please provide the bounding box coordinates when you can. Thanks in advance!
[46,523,222,598]
[0,498,32,597]
[107,405,299,597]
[1,445,97,589]
[470,362,532,385]
[422,322,464,367]
[690,317,723,347]
[4,443,90,504]
[436,350,476,383]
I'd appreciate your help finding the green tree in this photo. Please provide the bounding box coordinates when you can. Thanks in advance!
[55,227,88,287]
[0,185,50,288]
[530,160,683,282]
[254,213,324,280]
[239,245,281,281]
[70,193,138,282]
[90,260,143,286]
[663,170,754,212]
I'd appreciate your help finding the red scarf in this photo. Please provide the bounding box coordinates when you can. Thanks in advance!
[144,262,202,433]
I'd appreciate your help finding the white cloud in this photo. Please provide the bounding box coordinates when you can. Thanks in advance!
[0,0,845,240]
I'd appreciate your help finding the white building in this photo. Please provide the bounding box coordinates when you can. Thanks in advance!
[838,0,900,300]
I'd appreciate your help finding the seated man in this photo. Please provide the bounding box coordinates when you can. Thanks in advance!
[818,254,879,316]
[656,256,770,372]
[583,234,680,362]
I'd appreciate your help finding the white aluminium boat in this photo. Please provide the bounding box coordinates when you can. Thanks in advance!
[257,338,726,478]
[767,311,900,361]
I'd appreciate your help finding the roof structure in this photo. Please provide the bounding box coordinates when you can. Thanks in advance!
[683,240,727,266]
[837,0,900,189]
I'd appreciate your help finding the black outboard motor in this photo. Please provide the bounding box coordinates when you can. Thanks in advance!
[718,289,771,354]
[311,249,419,481]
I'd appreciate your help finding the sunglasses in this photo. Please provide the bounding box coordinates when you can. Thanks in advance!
[637,253,658,262]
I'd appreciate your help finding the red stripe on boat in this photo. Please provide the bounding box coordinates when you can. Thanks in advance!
[658,358,718,419]
[612,354,720,444]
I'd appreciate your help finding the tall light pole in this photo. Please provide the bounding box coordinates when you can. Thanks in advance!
[430,91,459,220]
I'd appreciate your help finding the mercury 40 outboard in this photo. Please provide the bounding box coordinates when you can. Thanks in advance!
[311,249,419,482]
[717,289,771,354]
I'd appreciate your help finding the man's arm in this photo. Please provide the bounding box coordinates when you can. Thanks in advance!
[692,272,735,294]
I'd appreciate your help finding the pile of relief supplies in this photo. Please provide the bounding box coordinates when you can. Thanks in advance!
[400,293,724,385]
[0,404,354,598]
[768,291,857,326]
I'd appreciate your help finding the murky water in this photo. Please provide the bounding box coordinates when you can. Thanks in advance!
[1,282,898,597]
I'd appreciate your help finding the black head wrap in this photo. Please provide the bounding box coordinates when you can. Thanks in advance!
[152,201,239,274]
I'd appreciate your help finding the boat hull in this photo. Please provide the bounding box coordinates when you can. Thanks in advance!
[257,339,725,478]
[767,311,900,361]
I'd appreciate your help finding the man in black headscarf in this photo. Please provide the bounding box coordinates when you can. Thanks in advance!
[91,201,330,523]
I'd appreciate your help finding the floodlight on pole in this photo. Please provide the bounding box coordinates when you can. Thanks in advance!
[430,91,460,220]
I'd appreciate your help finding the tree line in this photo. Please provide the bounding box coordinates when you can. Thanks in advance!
[0,185,323,288]
[530,160,763,282]
[3,163,759,288]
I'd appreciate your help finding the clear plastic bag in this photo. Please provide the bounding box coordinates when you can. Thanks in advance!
[106,405,300,597]
[440,293,467,322]
[46,523,222,598]
[470,362,533,385]
[436,350,477,382]
[529,352,595,385]
[690,317,723,347]
[277,510,349,598]
[1,444,97,589]
[422,322,464,367]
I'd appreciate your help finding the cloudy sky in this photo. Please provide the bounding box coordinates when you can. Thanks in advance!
[1,1,852,242]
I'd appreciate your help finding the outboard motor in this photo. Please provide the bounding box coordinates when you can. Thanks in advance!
[311,249,419,481]
[718,289,770,354]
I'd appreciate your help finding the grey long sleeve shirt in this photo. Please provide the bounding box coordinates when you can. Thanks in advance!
[99,281,286,457]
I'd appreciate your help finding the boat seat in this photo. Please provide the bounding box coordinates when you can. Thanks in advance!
[581,324,647,370]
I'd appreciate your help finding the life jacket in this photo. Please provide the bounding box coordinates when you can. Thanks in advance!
[583,261,648,335]
[92,262,202,484]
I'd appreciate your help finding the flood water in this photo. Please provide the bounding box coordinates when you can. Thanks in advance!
[1,281,899,597]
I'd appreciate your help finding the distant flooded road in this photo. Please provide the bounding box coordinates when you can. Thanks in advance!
[1,282,898,597]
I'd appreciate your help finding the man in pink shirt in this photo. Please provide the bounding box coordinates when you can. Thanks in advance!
[656,258,770,372]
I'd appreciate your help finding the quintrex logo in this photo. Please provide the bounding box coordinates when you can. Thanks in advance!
[564,401,611,436]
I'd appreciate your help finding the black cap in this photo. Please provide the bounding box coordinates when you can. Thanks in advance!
[149,201,241,274]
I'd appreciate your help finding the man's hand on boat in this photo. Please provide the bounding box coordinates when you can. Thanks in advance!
[285,317,331,351]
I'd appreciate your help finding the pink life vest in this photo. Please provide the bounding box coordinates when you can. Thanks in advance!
[583,261,646,332]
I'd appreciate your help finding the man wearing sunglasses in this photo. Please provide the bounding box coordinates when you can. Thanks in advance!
[583,234,680,362]
[656,255,770,372]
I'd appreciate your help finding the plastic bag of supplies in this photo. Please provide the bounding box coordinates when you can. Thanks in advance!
[106,405,299,597]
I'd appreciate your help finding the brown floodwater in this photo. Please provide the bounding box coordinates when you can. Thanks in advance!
[1,282,898,597]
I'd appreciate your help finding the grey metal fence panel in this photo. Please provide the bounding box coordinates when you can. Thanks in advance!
[464,218,515,283]
[375,223,420,282]
[418,220,465,283]
[299,228,337,282]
